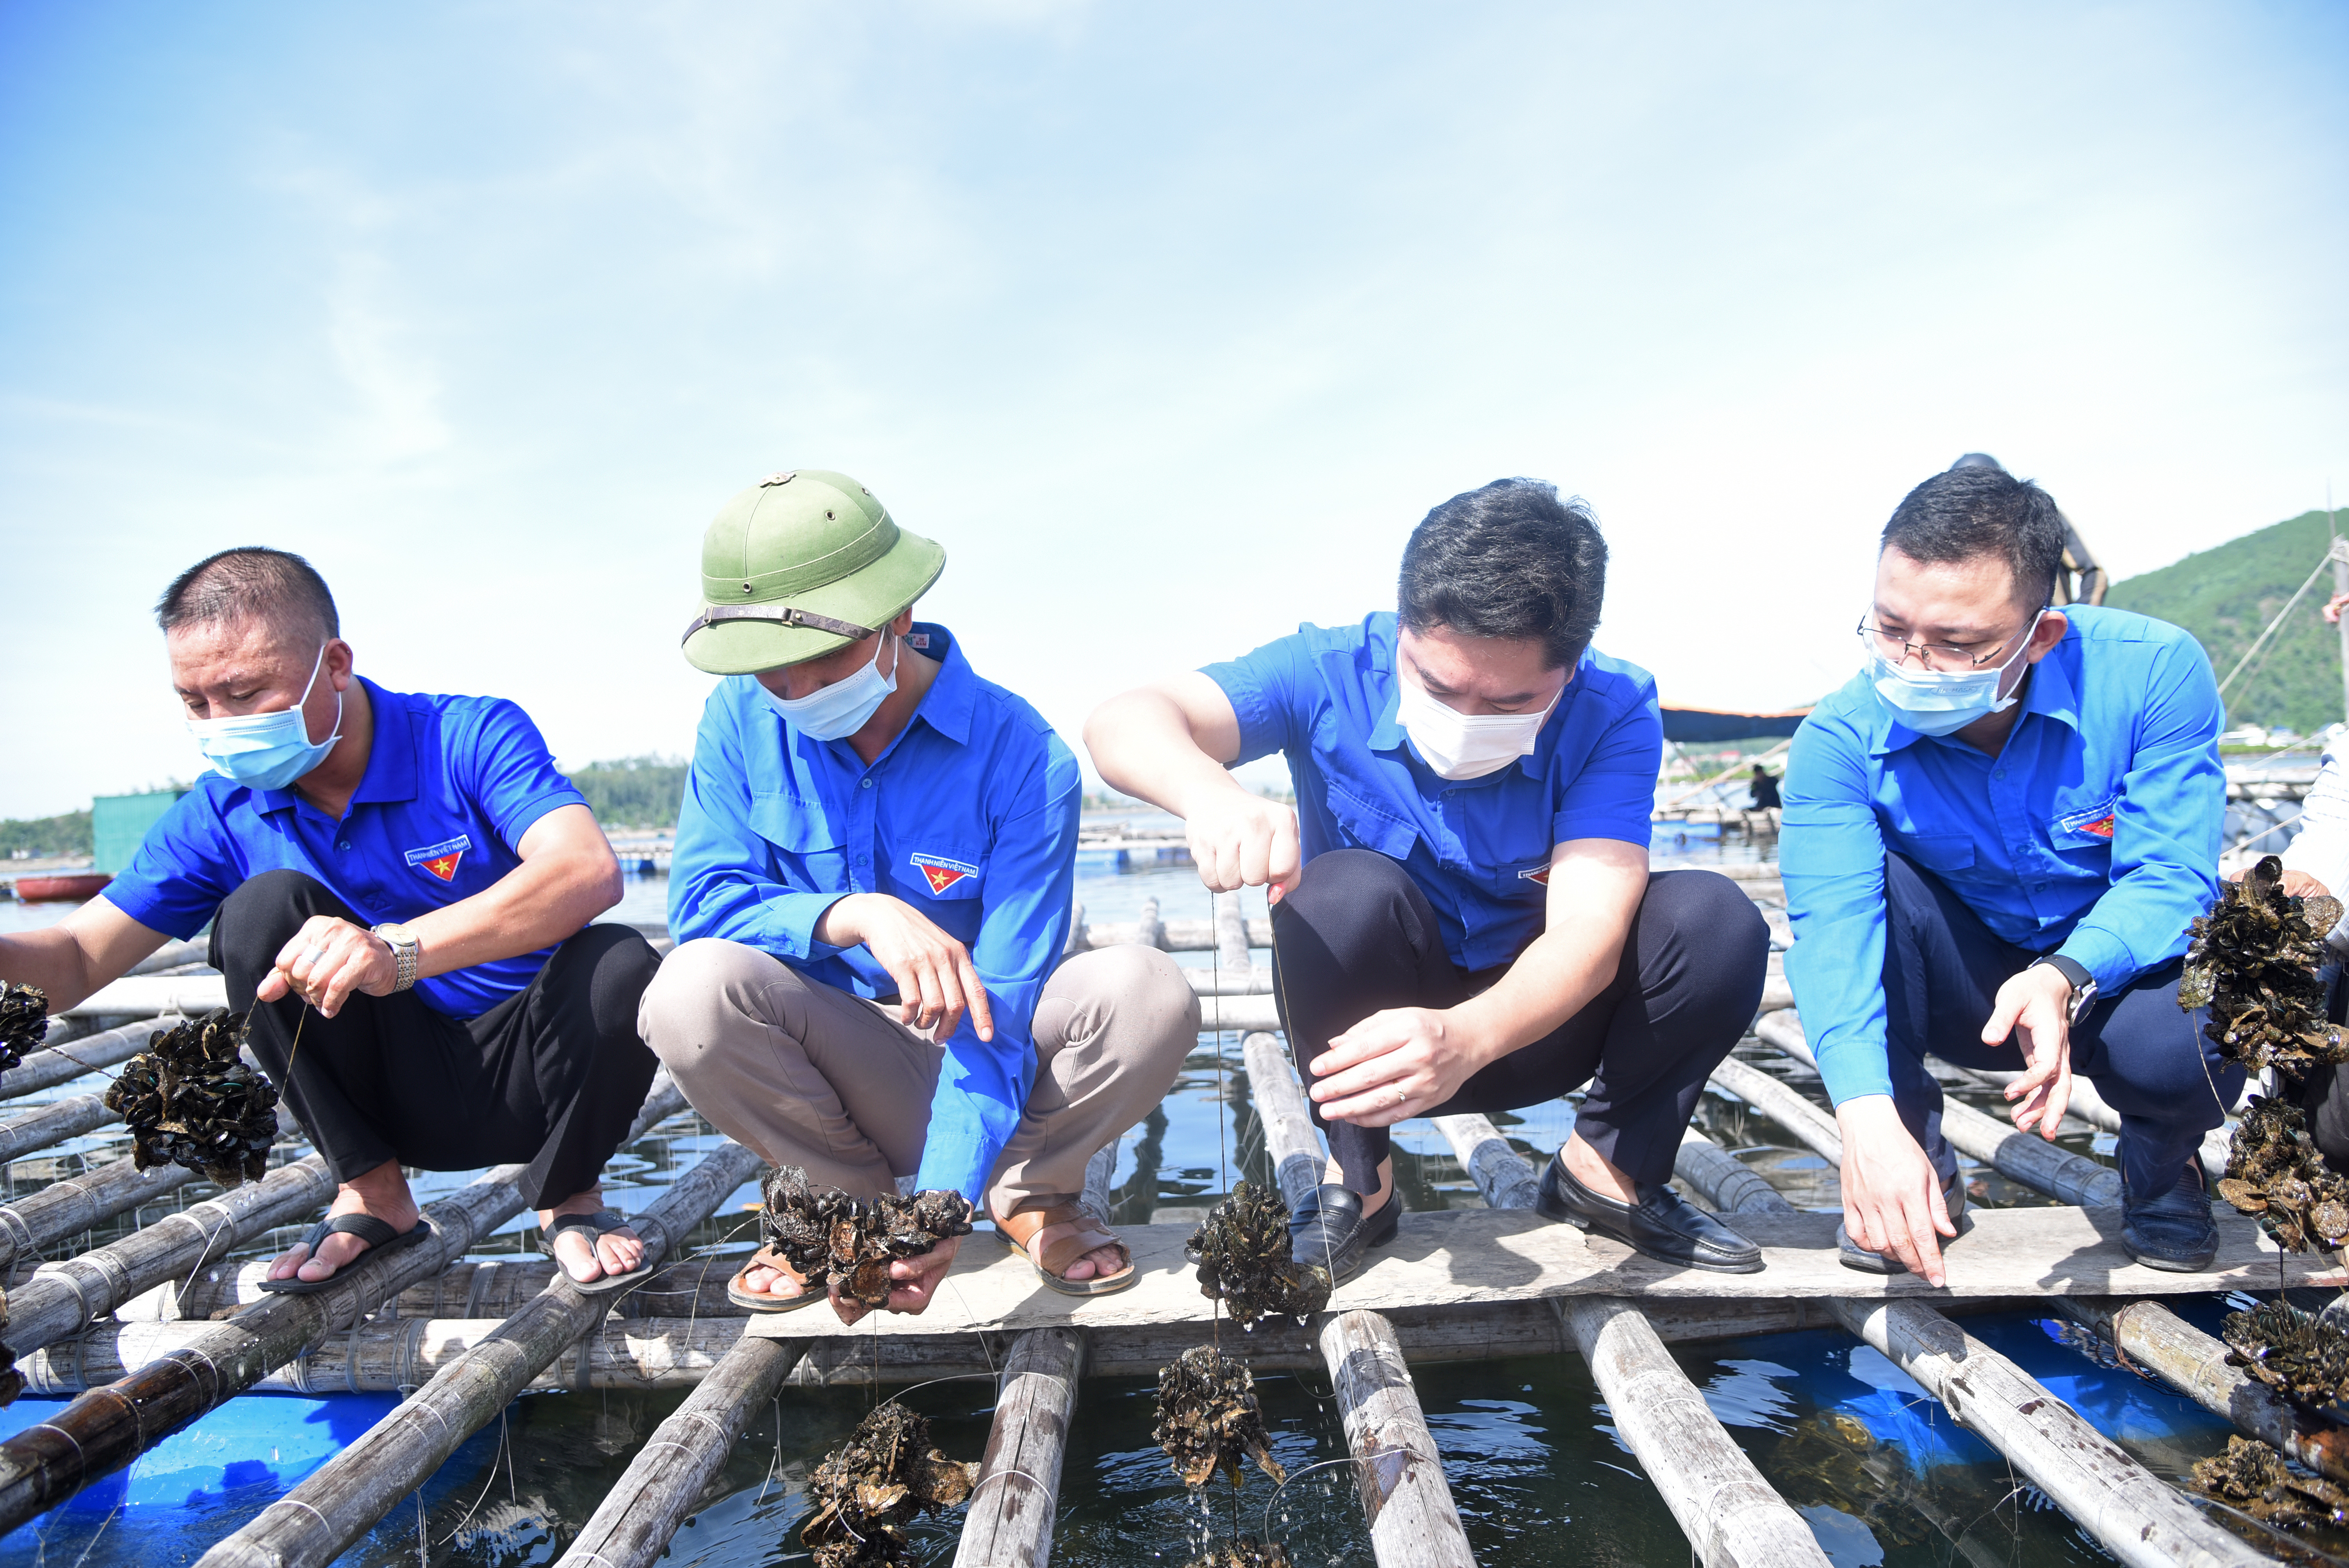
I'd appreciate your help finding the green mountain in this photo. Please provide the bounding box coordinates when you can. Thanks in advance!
[2105,508,2349,736]
[564,755,688,830]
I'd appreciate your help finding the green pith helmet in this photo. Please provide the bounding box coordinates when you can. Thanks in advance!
[681,470,946,675]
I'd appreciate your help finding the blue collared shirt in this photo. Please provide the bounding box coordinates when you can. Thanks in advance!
[667,624,1080,1203]
[105,678,589,1018]
[1781,604,2224,1105]
[1203,611,1662,972]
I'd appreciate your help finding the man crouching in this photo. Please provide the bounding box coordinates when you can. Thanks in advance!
[639,469,1197,1320]
[0,548,661,1292]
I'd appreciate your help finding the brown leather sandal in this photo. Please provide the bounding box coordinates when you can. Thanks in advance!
[992,1202,1137,1297]
[727,1246,824,1313]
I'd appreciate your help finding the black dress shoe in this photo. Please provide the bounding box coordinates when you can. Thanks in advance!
[2121,1161,2218,1273]
[1536,1153,1764,1274]
[1289,1184,1402,1285]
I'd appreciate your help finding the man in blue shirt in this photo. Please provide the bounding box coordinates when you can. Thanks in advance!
[636,470,1196,1319]
[0,549,661,1292]
[1088,478,1770,1281]
[1782,460,2233,1283]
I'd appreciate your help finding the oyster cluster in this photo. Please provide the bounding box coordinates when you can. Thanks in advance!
[2191,1434,2349,1531]
[1188,1181,1330,1331]
[757,1166,974,1307]
[1154,1345,1287,1489]
[2181,856,2347,1075]
[2222,1302,2349,1417]
[1183,1543,1294,1568]
[2217,1096,2349,1251]
[103,1010,278,1185]
[799,1401,977,1568]
[0,984,46,1073]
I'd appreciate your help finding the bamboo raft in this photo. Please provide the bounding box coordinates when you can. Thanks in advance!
[0,882,2329,1567]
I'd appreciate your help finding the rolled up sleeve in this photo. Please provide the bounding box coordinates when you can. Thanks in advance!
[2055,638,2224,989]
[914,743,1082,1202]
[1780,714,1897,1106]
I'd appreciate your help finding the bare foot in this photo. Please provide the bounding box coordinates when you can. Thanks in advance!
[268,1160,420,1284]
[1559,1132,1639,1203]
[991,1209,1126,1283]
[733,1247,808,1303]
[540,1188,645,1285]
[1318,1155,1396,1214]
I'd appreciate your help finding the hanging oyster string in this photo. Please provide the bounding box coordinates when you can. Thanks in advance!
[2191,1434,2349,1532]
[102,1009,280,1185]
[2180,855,2346,1076]
[1154,1344,1288,1489]
[1189,1181,1330,1330]
[0,983,47,1074]
[2222,1302,2349,1421]
[798,1399,977,1568]
[756,1165,975,1307]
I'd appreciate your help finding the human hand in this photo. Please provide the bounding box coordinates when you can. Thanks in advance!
[1185,788,1301,895]
[1307,1007,1487,1126]
[1836,1097,1957,1286]
[829,1233,961,1324]
[817,895,994,1040]
[2325,592,2349,626]
[254,916,396,1018]
[1985,963,2074,1139]
[2229,864,2333,898]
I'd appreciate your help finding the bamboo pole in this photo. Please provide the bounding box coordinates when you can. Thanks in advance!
[0,1018,159,1103]
[4,1154,334,1353]
[195,1137,764,1568]
[1075,918,1273,954]
[556,1335,810,1568]
[1433,1114,1830,1568]
[954,1326,1087,1568]
[0,1151,195,1273]
[0,1093,118,1164]
[1239,1032,1475,1568]
[1136,896,1165,953]
[0,1077,687,1530]
[1675,1128,2267,1568]
[1706,1057,1841,1163]
[58,976,228,1019]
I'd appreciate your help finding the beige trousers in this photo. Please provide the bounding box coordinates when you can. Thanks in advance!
[637,938,1199,1214]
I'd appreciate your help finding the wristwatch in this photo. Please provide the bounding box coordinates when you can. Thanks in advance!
[372,923,421,992]
[2027,954,2097,1025]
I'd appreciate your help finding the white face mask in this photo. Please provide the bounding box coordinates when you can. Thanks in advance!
[758,631,898,742]
[1394,674,1562,780]
[1866,615,2041,738]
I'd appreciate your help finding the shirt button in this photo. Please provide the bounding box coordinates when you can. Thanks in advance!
[1993,770,2006,780]
[337,841,351,851]
[855,855,868,867]
[861,779,873,790]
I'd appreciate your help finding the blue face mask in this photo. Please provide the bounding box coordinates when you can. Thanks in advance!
[1866,617,2041,737]
[758,631,899,742]
[186,643,344,789]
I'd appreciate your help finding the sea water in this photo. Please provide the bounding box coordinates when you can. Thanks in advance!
[0,830,2299,1566]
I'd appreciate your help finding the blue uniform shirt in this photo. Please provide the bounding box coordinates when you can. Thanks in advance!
[106,678,590,1018]
[667,624,1081,1204]
[1781,604,2225,1106]
[1203,611,1662,972]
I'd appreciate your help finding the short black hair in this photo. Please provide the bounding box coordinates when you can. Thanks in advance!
[1397,478,1607,669]
[1880,463,2065,608]
[156,547,340,647]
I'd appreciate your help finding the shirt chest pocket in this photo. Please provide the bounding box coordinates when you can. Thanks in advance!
[1325,778,1419,861]
[895,846,988,902]
[749,792,848,887]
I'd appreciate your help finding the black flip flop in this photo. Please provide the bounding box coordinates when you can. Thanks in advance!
[541,1209,656,1296]
[257,1212,434,1294]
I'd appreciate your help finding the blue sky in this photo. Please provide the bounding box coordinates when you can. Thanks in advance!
[2,2,2344,818]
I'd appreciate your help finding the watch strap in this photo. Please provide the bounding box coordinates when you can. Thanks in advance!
[373,925,421,993]
[2028,954,2096,1023]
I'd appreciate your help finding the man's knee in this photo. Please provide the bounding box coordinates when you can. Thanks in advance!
[637,937,805,1070]
[1642,869,1769,997]
[1045,944,1200,1067]
[214,870,344,972]
[551,924,662,1044]
[1276,848,1424,958]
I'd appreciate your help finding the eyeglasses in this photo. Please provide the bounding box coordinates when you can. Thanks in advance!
[1855,609,2046,672]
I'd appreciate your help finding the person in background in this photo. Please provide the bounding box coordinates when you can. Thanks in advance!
[1782,460,2233,1284]
[1748,764,1782,812]
[1087,478,1771,1283]
[636,470,1197,1319]
[0,549,660,1293]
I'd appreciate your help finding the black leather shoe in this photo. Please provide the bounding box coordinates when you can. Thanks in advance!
[1837,1172,1971,1274]
[2122,1161,2218,1273]
[1289,1184,1402,1285]
[1536,1153,1763,1273]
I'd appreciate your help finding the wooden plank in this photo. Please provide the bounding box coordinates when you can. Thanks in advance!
[0,1150,195,1273]
[738,1201,2327,1344]
[0,1019,159,1102]
[0,1076,687,1531]
[954,1327,1086,1568]
[137,1252,749,1325]
[557,1335,809,1568]
[4,1153,333,1352]
[1435,1114,1829,1568]
[194,1136,763,1568]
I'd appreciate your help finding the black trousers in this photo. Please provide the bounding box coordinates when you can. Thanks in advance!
[1269,848,1770,1192]
[211,869,662,1208]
